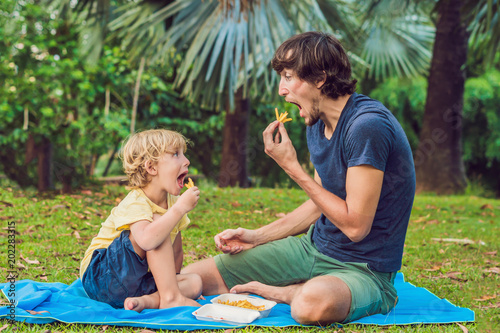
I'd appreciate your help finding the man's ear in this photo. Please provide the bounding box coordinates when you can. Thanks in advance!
[316,71,326,89]
[144,160,157,176]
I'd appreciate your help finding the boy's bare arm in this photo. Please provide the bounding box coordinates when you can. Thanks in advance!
[131,187,199,252]
[129,207,184,252]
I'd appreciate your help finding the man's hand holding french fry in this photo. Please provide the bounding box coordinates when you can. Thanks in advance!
[263,120,301,175]
[214,227,259,254]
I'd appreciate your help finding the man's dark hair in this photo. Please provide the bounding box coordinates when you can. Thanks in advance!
[271,31,357,99]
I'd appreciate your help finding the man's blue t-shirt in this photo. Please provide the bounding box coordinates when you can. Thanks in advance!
[307,93,416,273]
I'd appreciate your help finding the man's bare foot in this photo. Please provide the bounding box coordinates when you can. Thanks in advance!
[159,295,200,309]
[124,292,160,312]
[230,281,301,305]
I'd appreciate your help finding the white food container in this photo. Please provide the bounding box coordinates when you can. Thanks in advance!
[192,294,277,324]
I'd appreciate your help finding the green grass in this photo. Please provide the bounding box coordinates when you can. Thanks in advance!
[1,179,499,332]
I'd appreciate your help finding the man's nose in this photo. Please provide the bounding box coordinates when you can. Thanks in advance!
[279,80,288,96]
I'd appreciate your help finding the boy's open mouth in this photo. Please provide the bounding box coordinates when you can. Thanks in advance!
[177,172,188,188]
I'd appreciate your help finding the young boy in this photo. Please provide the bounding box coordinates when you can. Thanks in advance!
[80,129,202,312]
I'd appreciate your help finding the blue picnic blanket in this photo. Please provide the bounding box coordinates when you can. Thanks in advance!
[0,273,474,330]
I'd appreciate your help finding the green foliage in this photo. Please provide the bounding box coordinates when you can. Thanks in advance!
[462,69,500,194]
[368,76,427,151]
[369,70,500,196]
[0,1,131,190]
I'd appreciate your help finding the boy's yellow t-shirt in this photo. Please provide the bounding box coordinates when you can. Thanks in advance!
[79,189,190,279]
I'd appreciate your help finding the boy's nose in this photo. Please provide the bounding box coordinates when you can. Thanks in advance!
[184,156,190,166]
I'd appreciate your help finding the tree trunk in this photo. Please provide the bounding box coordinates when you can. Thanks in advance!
[414,0,468,194]
[218,88,250,188]
[37,136,54,192]
[103,143,119,177]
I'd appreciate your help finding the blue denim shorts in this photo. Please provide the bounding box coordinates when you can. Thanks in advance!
[82,230,157,308]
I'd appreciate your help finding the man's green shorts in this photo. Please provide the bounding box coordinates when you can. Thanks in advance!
[214,226,398,323]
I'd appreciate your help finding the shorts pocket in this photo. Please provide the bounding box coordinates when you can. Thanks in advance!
[90,270,128,308]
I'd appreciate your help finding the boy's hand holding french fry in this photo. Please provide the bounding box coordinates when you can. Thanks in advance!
[175,180,200,215]
[185,177,195,189]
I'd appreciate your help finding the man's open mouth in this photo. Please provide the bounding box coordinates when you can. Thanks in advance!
[290,101,302,110]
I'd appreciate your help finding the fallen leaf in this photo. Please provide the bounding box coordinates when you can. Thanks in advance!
[20,253,40,265]
[446,271,466,281]
[138,330,156,333]
[51,204,67,210]
[101,324,109,331]
[474,294,496,301]
[480,204,493,210]
[254,210,263,214]
[484,251,497,256]
[411,215,430,223]
[275,213,286,218]
[427,219,439,224]
[0,201,13,207]
[431,238,486,245]
[17,262,26,270]
[230,201,242,207]
[73,231,81,239]
[81,190,93,195]
[478,302,500,309]
[26,310,50,315]
[0,324,8,332]
[39,275,48,281]
[456,323,468,333]
[424,265,441,272]
[484,267,500,274]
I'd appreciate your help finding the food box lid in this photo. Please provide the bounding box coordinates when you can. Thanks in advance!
[192,304,260,325]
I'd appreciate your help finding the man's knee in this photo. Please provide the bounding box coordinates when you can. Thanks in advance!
[290,277,351,325]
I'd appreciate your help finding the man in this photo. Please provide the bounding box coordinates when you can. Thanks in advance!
[183,31,416,325]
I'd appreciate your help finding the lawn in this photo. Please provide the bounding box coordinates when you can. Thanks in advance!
[0,179,499,332]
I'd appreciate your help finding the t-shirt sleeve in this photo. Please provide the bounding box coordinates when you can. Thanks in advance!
[344,112,395,172]
[113,199,153,231]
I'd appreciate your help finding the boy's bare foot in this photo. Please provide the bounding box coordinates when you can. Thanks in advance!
[124,292,160,312]
[159,295,200,309]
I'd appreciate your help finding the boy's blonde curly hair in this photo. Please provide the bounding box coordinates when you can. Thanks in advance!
[120,129,188,189]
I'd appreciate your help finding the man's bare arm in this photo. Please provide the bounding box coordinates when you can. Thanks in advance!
[263,121,383,242]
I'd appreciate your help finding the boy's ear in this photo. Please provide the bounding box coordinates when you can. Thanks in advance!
[144,160,157,176]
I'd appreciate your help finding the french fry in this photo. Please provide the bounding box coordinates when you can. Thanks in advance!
[275,108,292,123]
[217,299,265,311]
[185,177,195,189]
